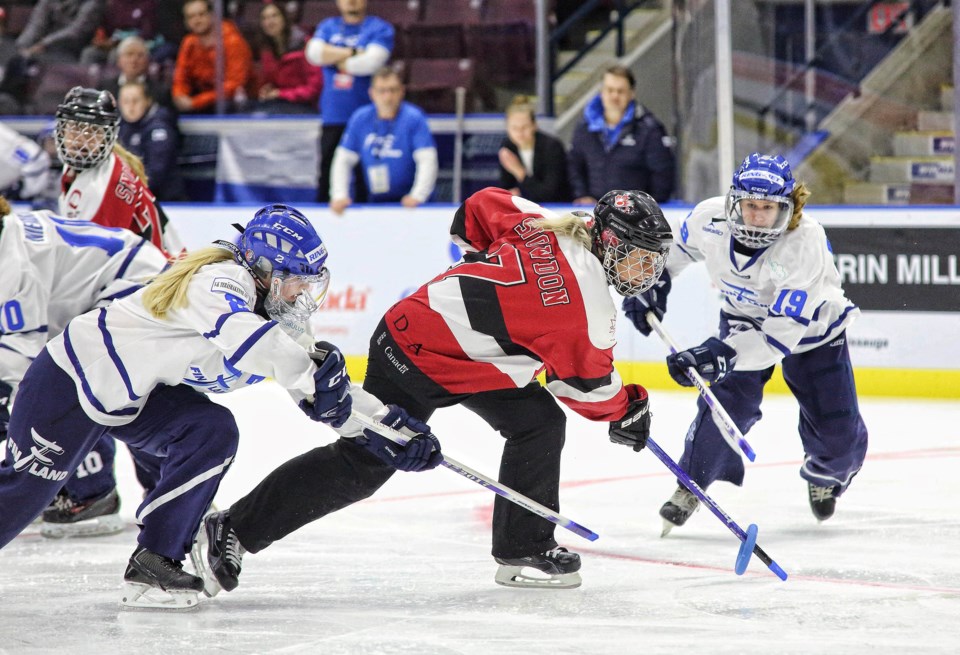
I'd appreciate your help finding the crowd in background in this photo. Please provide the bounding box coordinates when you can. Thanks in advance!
[0,0,677,207]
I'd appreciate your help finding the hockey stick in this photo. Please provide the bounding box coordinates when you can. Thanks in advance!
[645,436,787,580]
[349,411,600,543]
[646,313,757,462]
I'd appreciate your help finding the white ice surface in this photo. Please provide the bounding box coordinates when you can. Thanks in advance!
[1,383,959,654]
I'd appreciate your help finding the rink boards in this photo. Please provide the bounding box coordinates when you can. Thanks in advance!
[160,203,960,399]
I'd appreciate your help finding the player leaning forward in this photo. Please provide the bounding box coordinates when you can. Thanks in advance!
[199,187,673,592]
[0,204,441,611]
[623,153,868,532]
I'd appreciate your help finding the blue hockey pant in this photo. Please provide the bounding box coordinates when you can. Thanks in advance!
[0,349,238,559]
[678,328,868,495]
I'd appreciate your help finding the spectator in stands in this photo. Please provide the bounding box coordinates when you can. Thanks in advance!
[0,8,17,70]
[171,0,252,114]
[81,0,160,65]
[497,95,570,204]
[568,65,675,204]
[118,80,183,201]
[329,67,436,214]
[15,0,104,63]
[306,0,394,203]
[99,35,172,111]
[0,9,22,114]
[253,1,322,114]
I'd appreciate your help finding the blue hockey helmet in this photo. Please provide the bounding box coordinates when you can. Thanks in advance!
[725,153,796,248]
[239,204,330,329]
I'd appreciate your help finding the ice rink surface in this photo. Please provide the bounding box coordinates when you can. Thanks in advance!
[2,382,959,654]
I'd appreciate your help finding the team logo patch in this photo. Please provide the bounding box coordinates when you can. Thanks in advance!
[767,260,787,280]
[211,277,248,298]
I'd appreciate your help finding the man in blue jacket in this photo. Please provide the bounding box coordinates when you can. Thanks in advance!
[568,65,675,204]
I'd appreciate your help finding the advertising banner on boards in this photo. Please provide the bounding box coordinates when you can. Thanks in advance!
[161,204,959,374]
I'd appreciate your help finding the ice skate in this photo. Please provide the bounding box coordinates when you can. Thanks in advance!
[119,545,203,611]
[808,483,838,521]
[659,486,700,537]
[188,507,224,598]
[203,510,245,595]
[41,488,124,538]
[494,547,582,589]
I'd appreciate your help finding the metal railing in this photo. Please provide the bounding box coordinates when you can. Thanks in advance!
[754,0,943,149]
[544,0,649,116]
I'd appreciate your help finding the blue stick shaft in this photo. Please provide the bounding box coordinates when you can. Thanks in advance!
[646,437,787,580]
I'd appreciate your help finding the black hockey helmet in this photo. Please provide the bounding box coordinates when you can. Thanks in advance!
[592,189,673,296]
[55,87,120,170]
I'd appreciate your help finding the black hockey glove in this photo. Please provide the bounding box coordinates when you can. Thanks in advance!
[300,341,353,428]
[357,405,443,472]
[622,269,671,336]
[0,380,11,440]
[666,337,738,386]
[609,384,650,452]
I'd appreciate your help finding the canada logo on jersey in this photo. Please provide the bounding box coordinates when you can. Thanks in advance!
[67,189,82,210]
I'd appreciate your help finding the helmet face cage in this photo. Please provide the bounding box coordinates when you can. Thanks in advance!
[240,204,330,332]
[55,87,119,170]
[724,191,794,249]
[593,190,673,297]
[600,226,668,296]
[725,153,796,249]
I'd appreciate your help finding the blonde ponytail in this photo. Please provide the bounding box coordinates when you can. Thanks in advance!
[142,247,235,319]
[113,142,148,185]
[534,212,594,249]
[787,181,811,230]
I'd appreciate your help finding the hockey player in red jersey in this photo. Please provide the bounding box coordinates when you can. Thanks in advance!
[55,86,182,257]
[201,186,674,592]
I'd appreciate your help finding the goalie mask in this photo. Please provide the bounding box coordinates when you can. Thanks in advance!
[725,153,795,249]
[239,204,330,336]
[55,87,119,171]
[592,190,673,296]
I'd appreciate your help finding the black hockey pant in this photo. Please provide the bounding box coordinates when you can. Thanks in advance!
[230,325,567,560]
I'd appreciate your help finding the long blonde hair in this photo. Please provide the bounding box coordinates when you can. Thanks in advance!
[113,142,148,185]
[141,247,235,319]
[534,212,594,250]
[787,181,811,230]
[0,195,11,217]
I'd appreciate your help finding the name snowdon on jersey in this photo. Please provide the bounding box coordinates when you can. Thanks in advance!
[382,187,631,422]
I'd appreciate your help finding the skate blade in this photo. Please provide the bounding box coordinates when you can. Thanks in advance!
[660,519,675,538]
[494,565,582,590]
[119,583,200,612]
[188,537,222,598]
[41,514,125,539]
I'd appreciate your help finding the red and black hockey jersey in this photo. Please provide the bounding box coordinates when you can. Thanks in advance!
[59,152,166,255]
[384,187,630,422]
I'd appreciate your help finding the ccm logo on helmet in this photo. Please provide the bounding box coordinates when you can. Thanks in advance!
[272,222,304,241]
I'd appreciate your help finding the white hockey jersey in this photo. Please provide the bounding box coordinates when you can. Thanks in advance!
[669,196,859,371]
[45,260,323,426]
[0,123,51,200]
[0,211,168,401]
